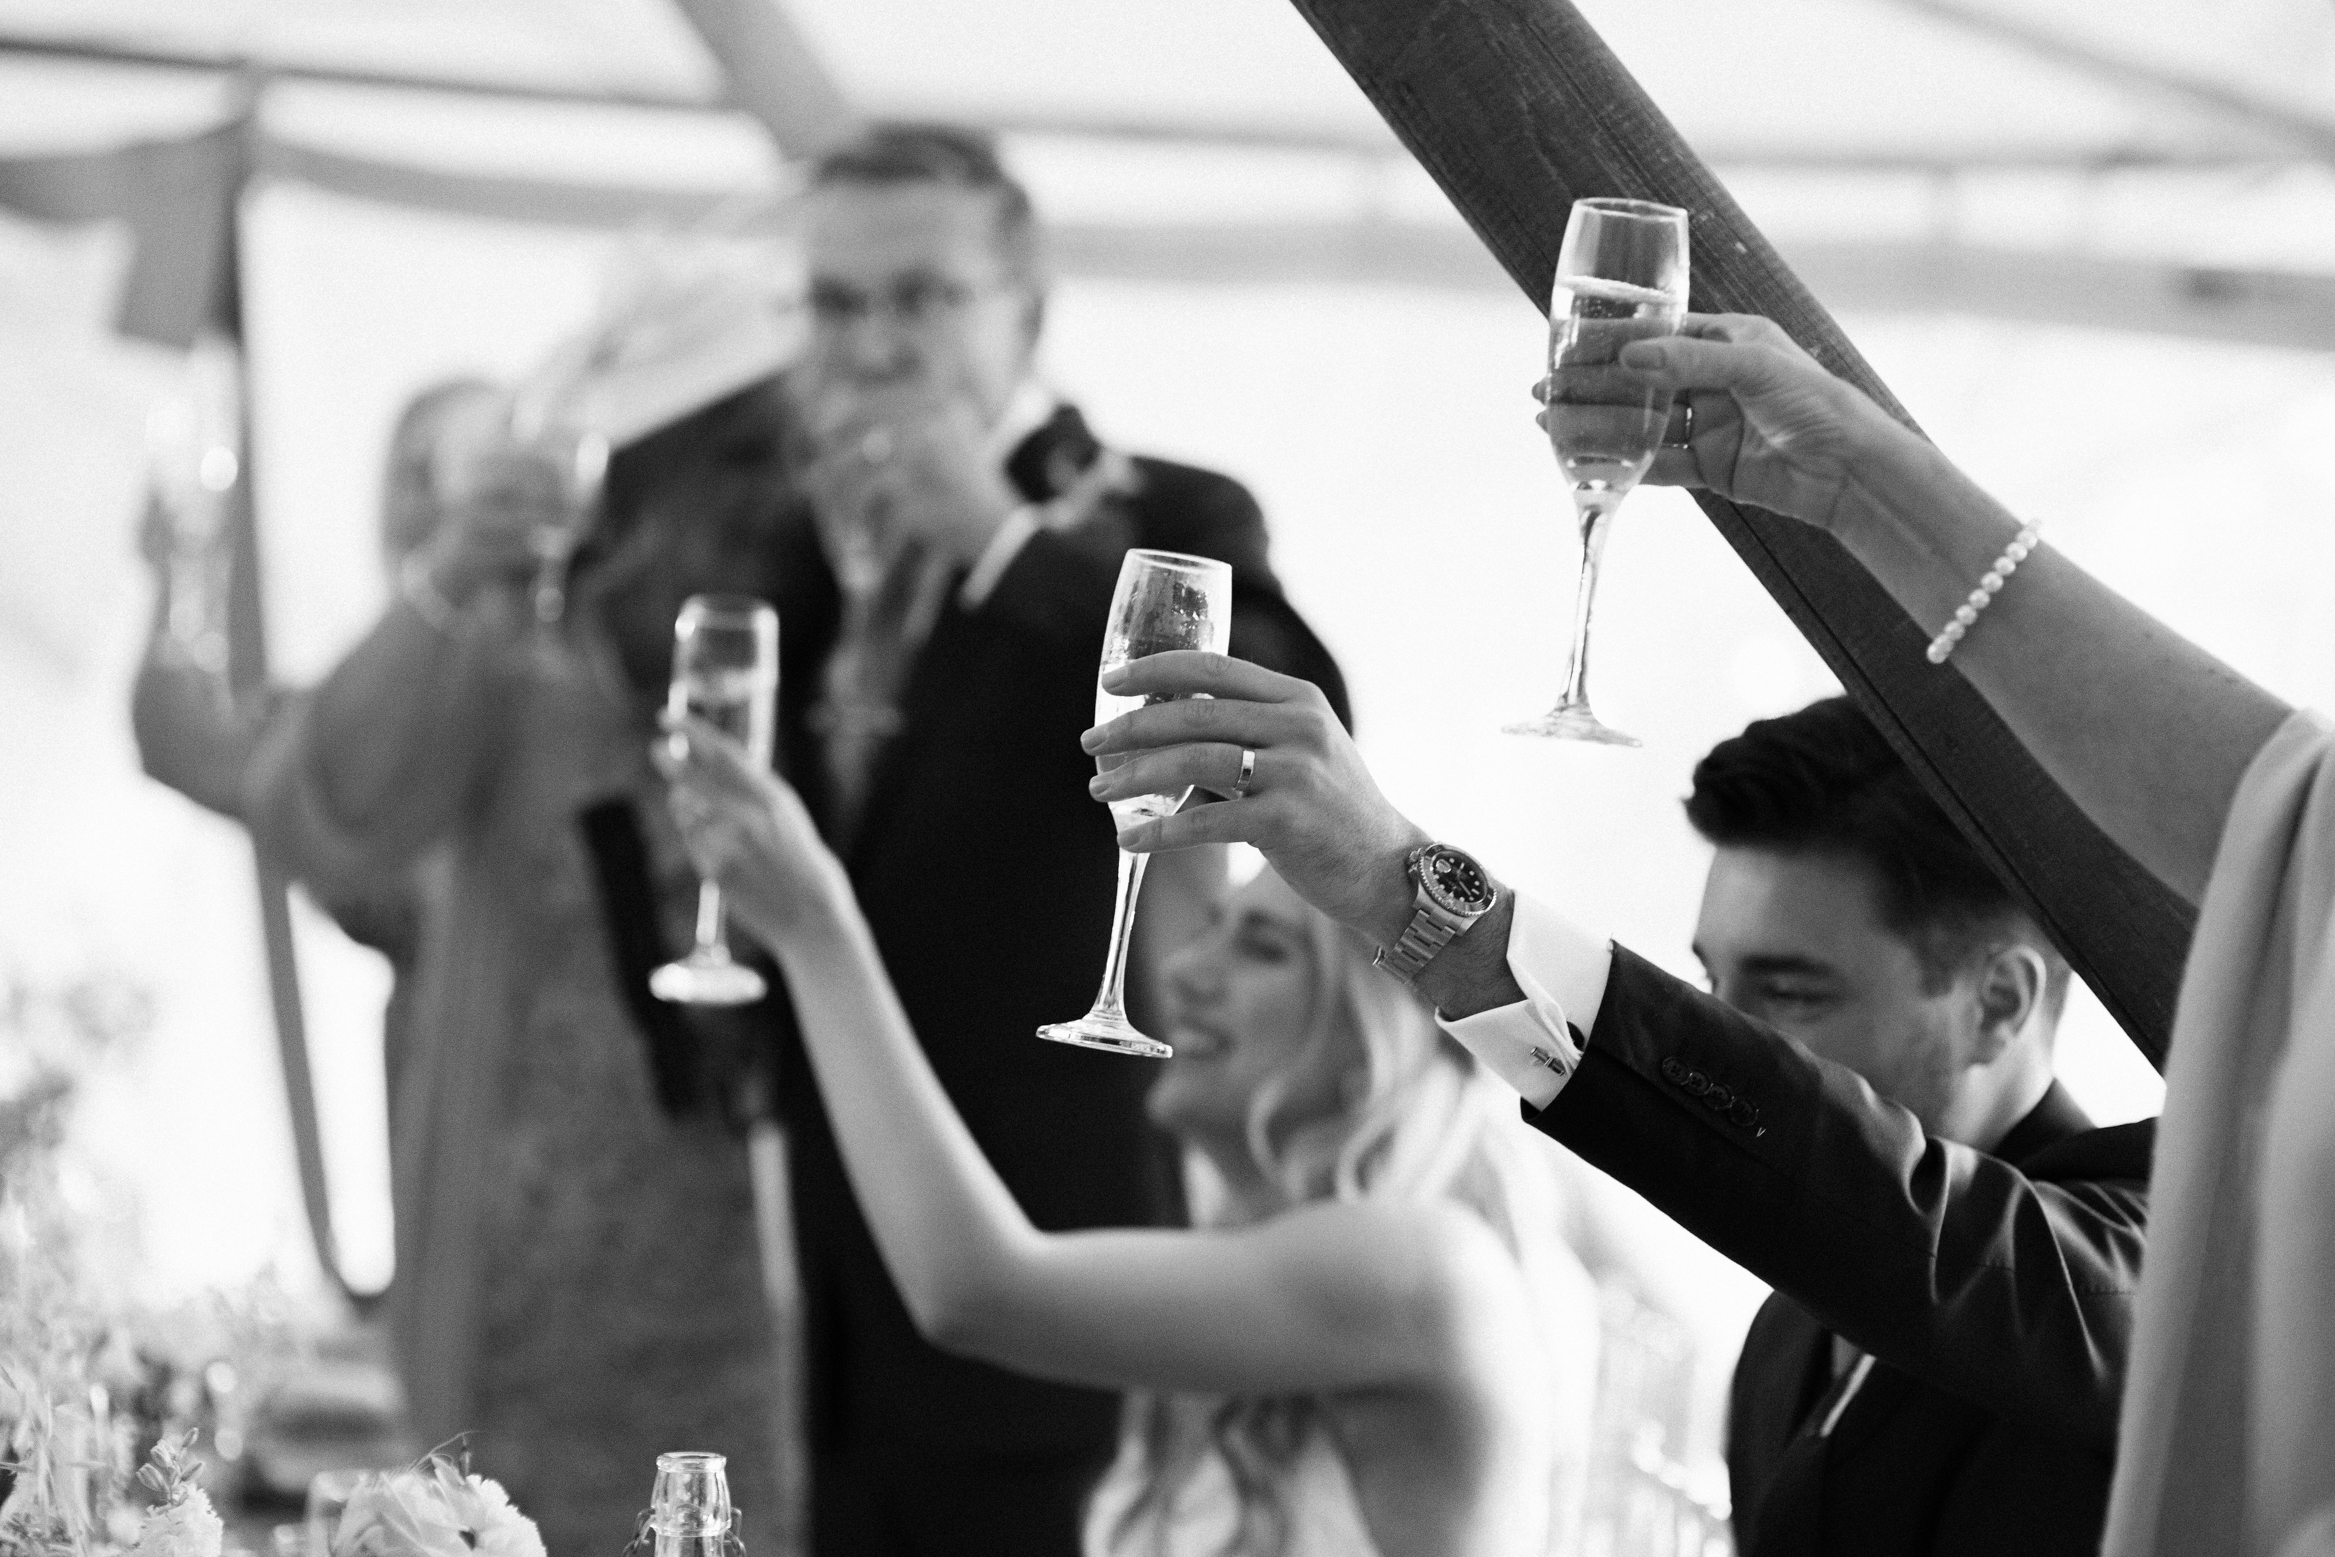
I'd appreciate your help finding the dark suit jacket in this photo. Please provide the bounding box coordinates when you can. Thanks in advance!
[1533,947,2154,1557]
[764,403,1346,1464]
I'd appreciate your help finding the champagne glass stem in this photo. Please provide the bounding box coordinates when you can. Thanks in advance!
[1085,848,1151,1021]
[693,879,728,958]
[532,552,568,626]
[1557,498,1619,711]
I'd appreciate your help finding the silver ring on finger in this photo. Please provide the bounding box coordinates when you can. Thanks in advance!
[1662,395,1695,450]
[1231,747,1257,799]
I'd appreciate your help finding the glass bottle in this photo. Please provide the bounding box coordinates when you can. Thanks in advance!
[649,1452,733,1557]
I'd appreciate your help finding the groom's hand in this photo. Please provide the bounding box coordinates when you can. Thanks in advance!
[1080,653,1425,948]
[1083,653,1525,1018]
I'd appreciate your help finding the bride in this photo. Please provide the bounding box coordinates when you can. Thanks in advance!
[659,716,1597,1557]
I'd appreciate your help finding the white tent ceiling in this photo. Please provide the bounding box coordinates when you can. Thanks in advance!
[1,0,2330,167]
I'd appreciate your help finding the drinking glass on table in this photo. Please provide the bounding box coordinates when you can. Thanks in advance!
[1508,196,1691,745]
[651,595,780,1007]
[1040,549,1233,1058]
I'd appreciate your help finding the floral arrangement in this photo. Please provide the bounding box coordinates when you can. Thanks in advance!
[327,1457,545,1557]
[0,970,297,1557]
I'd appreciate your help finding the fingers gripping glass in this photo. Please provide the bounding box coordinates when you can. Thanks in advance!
[652,595,780,1007]
[1040,550,1233,1058]
[1508,197,1691,745]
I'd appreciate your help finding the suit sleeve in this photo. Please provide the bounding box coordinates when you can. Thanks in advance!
[1536,945,2148,1449]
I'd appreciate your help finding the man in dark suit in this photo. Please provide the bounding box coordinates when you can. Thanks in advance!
[760,124,1346,1557]
[1084,673,2152,1557]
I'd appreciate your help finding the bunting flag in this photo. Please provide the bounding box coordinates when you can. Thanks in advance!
[0,120,245,349]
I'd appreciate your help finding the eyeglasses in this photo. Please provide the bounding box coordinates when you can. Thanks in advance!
[807,273,1015,329]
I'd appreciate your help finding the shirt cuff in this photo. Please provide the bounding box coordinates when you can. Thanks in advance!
[958,503,1043,609]
[1435,890,1614,1109]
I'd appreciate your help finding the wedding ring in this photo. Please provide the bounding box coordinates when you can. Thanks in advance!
[1231,748,1257,799]
[1663,397,1696,449]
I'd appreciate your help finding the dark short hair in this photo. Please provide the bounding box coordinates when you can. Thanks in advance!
[1686,696,2071,1014]
[808,122,1043,286]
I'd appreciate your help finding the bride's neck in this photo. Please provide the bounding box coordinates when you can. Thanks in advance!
[1188,1134,1292,1225]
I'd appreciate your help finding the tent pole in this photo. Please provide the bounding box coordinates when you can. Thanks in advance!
[1284,0,2193,1068]
[211,111,375,1309]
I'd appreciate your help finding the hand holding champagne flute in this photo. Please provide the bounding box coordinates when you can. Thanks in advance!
[1040,549,1233,1058]
[652,594,780,1006]
[1509,196,1691,745]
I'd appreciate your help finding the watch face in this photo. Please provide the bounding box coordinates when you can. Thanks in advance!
[1418,846,1494,917]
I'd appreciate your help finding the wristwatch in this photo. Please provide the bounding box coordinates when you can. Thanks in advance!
[1372,843,1499,985]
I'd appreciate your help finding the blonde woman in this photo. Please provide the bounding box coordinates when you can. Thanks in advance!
[660,718,1596,1557]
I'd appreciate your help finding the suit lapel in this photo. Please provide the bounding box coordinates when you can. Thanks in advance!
[1745,1083,2100,1554]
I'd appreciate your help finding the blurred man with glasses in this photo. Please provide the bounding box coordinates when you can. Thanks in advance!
[759,124,1347,1557]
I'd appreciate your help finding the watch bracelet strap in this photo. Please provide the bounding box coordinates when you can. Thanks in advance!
[1373,893,1481,985]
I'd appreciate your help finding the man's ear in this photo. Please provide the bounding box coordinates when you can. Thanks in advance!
[1971,943,2047,1065]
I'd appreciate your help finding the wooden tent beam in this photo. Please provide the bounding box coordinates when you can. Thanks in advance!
[1284,0,2194,1066]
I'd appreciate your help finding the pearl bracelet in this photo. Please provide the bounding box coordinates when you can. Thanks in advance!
[1926,520,2041,665]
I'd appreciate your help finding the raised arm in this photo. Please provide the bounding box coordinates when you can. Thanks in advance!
[1619,316,2292,904]
[242,449,548,886]
[657,716,1521,1400]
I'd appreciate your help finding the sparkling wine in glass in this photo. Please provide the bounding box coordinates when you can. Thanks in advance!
[1039,549,1233,1058]
[1507,197,1691,745]
[652,595,779,1007]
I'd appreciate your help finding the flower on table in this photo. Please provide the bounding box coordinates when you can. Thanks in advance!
[126,1431,223,1557]
[329,1458,544,1557]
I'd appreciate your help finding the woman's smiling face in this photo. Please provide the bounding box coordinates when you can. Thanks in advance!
[1146,869,1336,1150]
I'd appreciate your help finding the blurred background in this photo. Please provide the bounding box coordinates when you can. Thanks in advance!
[3,0,2331,1534]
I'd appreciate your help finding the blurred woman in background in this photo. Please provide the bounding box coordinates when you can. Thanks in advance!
[239,375,807,1556]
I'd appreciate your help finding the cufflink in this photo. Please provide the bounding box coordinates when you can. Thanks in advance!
[1528,1044,1570,1076]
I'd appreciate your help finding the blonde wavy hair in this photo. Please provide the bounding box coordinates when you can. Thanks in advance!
[1099,886,1587,1557]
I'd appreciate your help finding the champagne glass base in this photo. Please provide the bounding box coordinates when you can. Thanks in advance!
[651,954,768,1007]
[1037,1014,1173,1059]
[1504,704,1641,746]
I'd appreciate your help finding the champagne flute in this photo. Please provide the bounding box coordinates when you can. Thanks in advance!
[1507,197,1691,744]
[507,389,611,628]
[652,595,780,1007]
[146,335,243,678]
[1040,549,1233,1058]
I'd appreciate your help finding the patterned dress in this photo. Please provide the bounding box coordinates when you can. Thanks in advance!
[249,601,783,1557]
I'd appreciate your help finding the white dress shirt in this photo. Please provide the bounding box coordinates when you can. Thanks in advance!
[1434,891,1616,1108]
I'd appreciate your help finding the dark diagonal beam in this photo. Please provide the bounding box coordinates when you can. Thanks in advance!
[1287,0,2192,1067]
